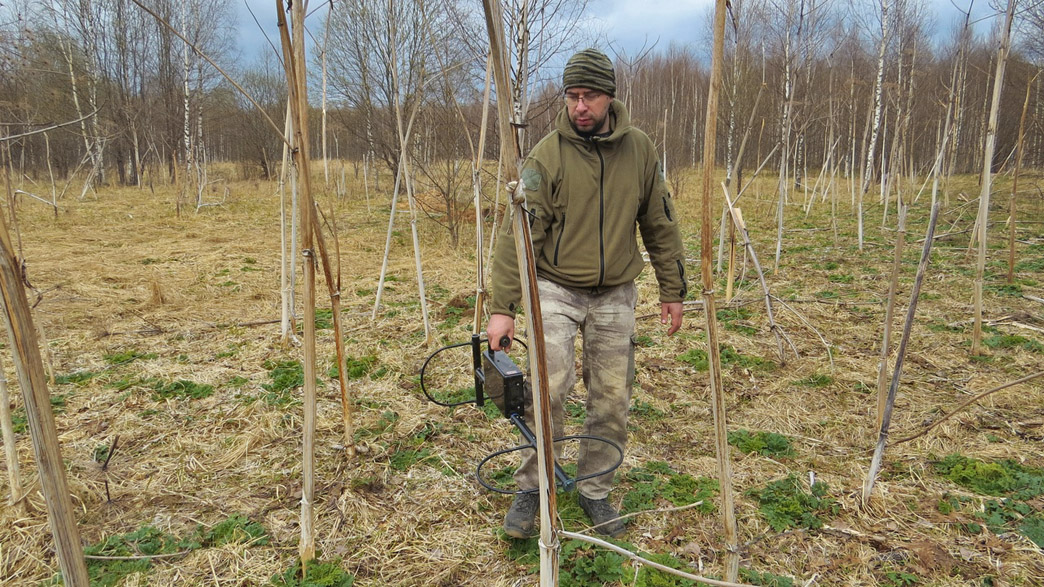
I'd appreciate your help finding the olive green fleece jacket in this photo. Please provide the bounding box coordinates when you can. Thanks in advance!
[489,99,687,317]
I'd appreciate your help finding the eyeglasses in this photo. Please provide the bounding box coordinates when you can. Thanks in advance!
[564,91,606,106]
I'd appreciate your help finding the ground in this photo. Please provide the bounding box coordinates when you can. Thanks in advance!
[1,167,1043,586]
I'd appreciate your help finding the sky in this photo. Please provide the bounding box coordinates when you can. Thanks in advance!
[234,0,1004,64]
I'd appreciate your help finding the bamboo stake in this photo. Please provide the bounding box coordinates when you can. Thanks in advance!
[702,0,739,580]
[0,213,88,583]
[1007,73,1036,284]
[0,354,24,507]
[481,1,558,584]
[473,54,493,334]
[312,208,355,457]
[863,200,941,502]
[725,208,738,303]
[276,0,318,563]
[387,11,432,346]
[722,186,786,364]
[876,205,906,430]
[972,0,1015,356]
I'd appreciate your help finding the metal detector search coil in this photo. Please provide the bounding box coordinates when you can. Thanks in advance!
[419,334,623,495]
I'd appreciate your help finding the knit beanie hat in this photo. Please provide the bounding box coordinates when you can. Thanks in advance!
[562,49,616,96]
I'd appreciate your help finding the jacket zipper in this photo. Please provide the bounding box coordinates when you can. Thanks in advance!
[554,213,566,266]
[596,142,606,286]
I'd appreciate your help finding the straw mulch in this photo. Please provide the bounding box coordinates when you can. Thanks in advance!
[1,168,1043,586]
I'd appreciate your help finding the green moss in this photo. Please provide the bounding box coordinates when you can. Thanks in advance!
[84,526,199,586]
[793,373,834,387]
[202,514,269,547]
[147,378,214,401]
[103,350,158,365]
[270,558,355,587]
[728,429,795,458]
[622,461,717,514]
[747,475,837,532]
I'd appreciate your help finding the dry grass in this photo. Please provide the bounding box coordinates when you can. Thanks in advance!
[1,164,1044,586]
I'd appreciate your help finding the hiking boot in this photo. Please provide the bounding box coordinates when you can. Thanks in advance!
[503,492,540,538]
[578,494,626,538]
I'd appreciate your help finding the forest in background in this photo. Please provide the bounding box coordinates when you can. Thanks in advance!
[4,0,1044,198]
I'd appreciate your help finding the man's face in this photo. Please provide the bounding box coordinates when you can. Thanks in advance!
[565,87,611,135]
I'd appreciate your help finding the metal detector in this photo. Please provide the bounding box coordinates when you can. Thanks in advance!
[420,334,623,494]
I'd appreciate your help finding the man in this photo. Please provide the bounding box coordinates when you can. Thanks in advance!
[487,48,687,539]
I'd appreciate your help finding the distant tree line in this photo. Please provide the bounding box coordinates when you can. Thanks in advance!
[2,0,1044,193]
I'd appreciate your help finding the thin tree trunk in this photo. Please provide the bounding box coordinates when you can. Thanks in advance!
[859,0,891,251]
[321,0,332,188]
[972,0,1015,356]
[1008,72,1036,284]
[876,205,906,430]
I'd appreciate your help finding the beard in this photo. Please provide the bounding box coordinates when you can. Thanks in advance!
[569,109,609,138]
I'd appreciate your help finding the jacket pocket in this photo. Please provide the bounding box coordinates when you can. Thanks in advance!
[553,213,566,266]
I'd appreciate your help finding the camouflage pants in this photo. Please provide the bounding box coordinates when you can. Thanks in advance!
[514,278,637,500]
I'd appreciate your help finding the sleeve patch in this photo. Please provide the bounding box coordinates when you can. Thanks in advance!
[522,168,542,192]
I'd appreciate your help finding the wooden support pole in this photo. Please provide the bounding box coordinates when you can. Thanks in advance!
[276,0,318,564]
[701,0,739,581]
[481,1,559,584]
[0,216,88,584]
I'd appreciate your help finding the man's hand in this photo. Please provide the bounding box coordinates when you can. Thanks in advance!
[486,313,516,350]
[661,302,683,336]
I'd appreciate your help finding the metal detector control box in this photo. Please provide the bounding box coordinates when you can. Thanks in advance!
[481,346,525,419]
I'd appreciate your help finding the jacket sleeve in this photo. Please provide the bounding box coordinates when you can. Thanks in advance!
[489,160,555,317]
[637,155,688,303]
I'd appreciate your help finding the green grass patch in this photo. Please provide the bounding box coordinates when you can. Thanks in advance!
[84,526,200,586]
[146,378,214,401]
[717,306,758,335]
[54,370,102,385]
[981,334,1044,353]
[257,359,305,407]
[934,454,1044,500]
[103,350,158,365]
[271,558,355,587]
[728,429,795,458]
[934,454,1044,547]
[632,551,698,586]
[983,282,1023,297]
[342,355,379,379]
[927,320,964,333]
[747,474,837,531]
[354,410,400,441]
[634,334,655,347]
[11,393,69,434]
[314,308,334,330]
[739,568,795,586]
[621,461,717,514]
[560,540,630,587]
[388,447,436,471]
[793,373,834,387]
[201,514,269,547]
[678,345,772,372]
[631,399,666,421]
